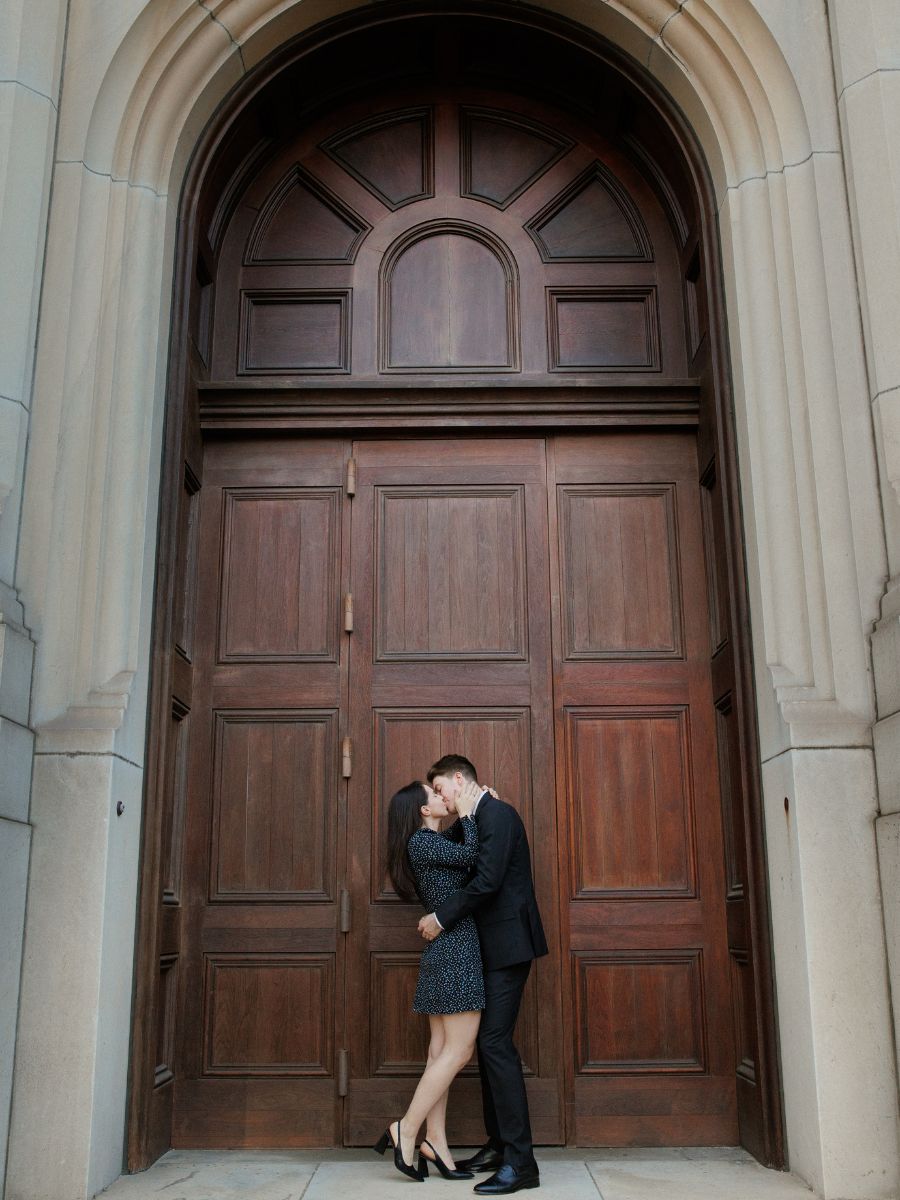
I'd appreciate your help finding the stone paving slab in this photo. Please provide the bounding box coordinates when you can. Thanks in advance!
[95,1149,815,1200]
[588,1159,814,1200]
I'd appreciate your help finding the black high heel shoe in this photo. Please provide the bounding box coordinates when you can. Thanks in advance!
[373,1119,425,1182]
[418,1139,474,1180]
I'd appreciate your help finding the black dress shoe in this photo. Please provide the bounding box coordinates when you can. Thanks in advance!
[474,1163,540,1194]
[455,1144,504,1173]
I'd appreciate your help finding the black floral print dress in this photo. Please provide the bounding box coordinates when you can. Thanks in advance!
[407,817,486,1014]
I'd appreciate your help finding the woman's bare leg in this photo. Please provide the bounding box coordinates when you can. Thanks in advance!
[394,1011,480,1167]
[419,1015,458,1169]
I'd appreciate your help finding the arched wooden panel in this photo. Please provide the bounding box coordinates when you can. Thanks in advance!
[245,166,370,264]
[381,223,519,371]
[321,107,434,209]
[526,161,653,261]
[460,107,573,209]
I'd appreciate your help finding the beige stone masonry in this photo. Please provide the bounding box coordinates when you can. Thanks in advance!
[0,0,68,1196]
[826,0,900,1125]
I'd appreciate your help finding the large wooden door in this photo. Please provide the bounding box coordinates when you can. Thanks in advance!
[342,438,561,1145]
[172,427,736,1147]
[549,433,737,1144]
[175,436,351,1145]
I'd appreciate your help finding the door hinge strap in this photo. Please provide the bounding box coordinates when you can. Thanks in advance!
[344,592,354,634]
[346,458,357,497]
[340,887,351,933]
[338,1048,349,1097]
[342,736,352,778]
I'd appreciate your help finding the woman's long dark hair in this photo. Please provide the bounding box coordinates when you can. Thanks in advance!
[387,781,428,903]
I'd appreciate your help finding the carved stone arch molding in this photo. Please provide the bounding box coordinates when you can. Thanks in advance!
[9,3,893,1200]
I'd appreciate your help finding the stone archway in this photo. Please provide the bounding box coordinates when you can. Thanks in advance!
[146,29,773,1157]
[8,4,895,1200]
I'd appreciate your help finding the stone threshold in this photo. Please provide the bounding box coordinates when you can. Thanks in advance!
[95,1147,815,1199]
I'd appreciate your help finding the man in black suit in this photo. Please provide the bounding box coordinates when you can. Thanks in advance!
[418,754,548,1195]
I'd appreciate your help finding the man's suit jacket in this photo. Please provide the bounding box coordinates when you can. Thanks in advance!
[436,792,548,971]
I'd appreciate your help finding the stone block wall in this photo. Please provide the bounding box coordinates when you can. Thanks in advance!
[0,0,67,1192]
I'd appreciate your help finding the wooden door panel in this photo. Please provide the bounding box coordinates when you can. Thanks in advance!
[376,486,527,660]
[373,708,533,902]
[344,437,561,1147]
[571,1076,737,1144]
[385,230,515,370]
[201,954,334,1074]
[174,1078,338,1146]
[246,165,370,264]
[460,106,573,209]
[564,707,695,898]
[219,488,340,661]
[321,107,434,210]
[174,437,349,1147]
[550,432,737,1146]
[210,710,337,901]
[573,951,705,1073]
[557,485,681,658]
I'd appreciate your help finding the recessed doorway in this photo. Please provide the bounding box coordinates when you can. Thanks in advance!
[129,8,782,1172]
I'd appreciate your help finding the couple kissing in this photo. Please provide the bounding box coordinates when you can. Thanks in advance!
[377,754,548,1193]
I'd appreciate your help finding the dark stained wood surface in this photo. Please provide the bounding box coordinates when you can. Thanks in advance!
[211,85,685,384]
[171,432,737,1149]
[549,432,737,1145]
[173,437,350,1146]
[343,438,560,1146]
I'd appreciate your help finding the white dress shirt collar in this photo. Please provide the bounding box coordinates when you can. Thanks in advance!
[469,789,488,819]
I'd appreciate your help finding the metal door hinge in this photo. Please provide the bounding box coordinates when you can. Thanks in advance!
[344,593,354,633]
[346,458,357,497]
[338,1048,349,1097]
[342,736,352,778]
[340,887,351,933]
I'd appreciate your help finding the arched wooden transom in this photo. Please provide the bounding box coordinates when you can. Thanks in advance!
[211,89,684,382]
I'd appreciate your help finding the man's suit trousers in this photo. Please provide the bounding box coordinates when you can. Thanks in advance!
[476,960,536,1171]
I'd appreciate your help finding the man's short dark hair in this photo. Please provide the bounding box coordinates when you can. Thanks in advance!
[427,754,477,783]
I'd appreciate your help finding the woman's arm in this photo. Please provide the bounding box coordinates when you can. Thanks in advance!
[408,818,478,869]
[442,817,465,844]
[440,816,478,866]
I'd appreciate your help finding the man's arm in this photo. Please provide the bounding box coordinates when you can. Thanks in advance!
[433,806,517,932]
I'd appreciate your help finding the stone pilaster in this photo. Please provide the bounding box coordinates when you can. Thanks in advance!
[827,0,900,1114]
